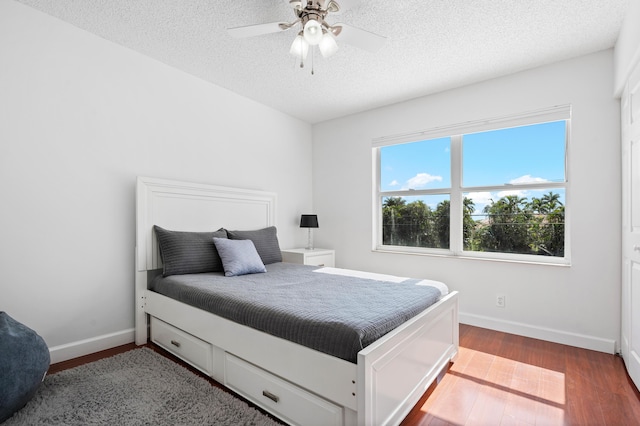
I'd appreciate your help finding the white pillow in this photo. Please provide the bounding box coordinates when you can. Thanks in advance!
[212,237,267,277]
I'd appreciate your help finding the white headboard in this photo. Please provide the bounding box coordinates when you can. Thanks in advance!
[134,176,277,344]
[136,176,277,272]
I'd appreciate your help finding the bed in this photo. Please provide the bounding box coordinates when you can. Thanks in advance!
[135,176,459,426]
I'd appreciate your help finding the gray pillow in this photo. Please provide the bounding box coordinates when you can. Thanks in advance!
[226,226,282,265]
[213,237,267,277]
[154,226,227,276]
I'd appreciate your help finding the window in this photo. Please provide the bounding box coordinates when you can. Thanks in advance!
[373,106,570,264]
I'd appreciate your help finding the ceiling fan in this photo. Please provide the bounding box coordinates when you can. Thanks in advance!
[227,0,386,68]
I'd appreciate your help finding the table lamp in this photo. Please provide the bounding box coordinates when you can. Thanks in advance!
[299,214,319,250]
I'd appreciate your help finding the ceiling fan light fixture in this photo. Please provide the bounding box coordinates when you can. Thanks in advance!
[289,0,303,10]
[303,19,323,45]
[319,30,338,57]
[329,25,342,37]
[326,1,340,13]
[290,32,309,59]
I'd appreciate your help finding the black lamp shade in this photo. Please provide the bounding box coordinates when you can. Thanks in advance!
[300,214,319,228]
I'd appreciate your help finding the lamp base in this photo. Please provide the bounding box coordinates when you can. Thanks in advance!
[305,228,313,250]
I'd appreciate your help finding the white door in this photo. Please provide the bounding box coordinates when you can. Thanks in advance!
[621,60,640,391]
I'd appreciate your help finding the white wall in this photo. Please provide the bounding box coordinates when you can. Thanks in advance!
[0,0,313,362]
[614,0,640,94]
[0,0,623,363]
[312,50,621,353]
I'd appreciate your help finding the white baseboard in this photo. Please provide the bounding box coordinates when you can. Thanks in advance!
[47,317,616,364]
[459,312,616,354]
[49,328,136,364]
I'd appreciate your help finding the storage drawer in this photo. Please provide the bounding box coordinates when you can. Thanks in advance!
[151,317,213,375]
[225,354,342,426]
[306,253,334,267]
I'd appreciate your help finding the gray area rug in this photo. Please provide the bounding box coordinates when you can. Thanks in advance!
[4,347,281,425]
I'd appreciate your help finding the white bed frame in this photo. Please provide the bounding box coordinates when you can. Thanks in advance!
[135,176,459,426]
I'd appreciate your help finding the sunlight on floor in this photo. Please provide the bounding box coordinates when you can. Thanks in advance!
[422,346,566,425]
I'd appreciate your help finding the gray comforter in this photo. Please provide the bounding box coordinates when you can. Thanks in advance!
[151,262,442,363]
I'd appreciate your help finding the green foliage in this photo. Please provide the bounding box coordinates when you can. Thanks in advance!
[382,197,437,247]
[382,192,564,256]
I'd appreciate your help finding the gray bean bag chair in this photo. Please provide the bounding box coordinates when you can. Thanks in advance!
[0,312,50,423]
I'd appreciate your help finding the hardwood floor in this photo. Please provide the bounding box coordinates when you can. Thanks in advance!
[402,325,640,426]
[48,325,640,425]
[47,343,138,374]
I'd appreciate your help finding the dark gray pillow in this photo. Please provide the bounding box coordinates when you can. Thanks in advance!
[227,226,282,265]
[213,237,267,277]
[154,226,227,276]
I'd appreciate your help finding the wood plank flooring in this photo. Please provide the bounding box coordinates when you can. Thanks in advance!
[48,324,640,425]
[401,325,640,425]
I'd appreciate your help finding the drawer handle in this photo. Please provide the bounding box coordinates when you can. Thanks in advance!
[318,263,325,266]
[262,390,280,403]
[170,340,181,348]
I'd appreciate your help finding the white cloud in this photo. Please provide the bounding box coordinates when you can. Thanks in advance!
[468,190,528,214]
[405,173,443,189]
[467,191,493,205]
[497,189,528,198]
[509,174,550,185]
[389,180,399,187]
[466,191,493,215]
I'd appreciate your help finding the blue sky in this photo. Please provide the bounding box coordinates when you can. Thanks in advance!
[380,121,566,216]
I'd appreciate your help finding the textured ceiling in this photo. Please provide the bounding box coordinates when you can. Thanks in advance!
[16,0,629,124]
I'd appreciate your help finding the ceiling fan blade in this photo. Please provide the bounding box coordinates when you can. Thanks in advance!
[334,23,386,52]
[227,22,289,38]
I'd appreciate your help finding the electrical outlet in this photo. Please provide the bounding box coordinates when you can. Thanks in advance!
[496,294,506,308]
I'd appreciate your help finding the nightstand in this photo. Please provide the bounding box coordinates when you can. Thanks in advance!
[281,248,335,267]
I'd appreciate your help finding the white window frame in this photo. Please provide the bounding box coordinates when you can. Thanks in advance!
[372,105,571,265]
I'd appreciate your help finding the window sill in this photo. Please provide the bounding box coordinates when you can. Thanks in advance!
[372,247,571,267]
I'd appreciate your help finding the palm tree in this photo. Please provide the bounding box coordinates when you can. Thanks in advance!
[541,192,562,213]
[434,200,450,249]
[463,197,476,248]
[383,197,406,208]
[481,195,532,254]
[382,197,406,245]
[528,197,545,214]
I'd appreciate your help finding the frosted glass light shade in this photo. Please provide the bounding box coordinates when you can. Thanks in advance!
[303,19,323,45]
[319,31,338,57]
[290,34,309,59]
